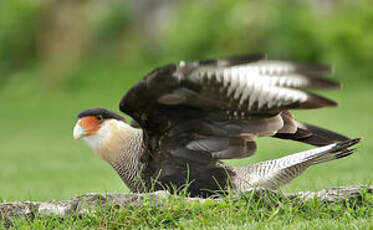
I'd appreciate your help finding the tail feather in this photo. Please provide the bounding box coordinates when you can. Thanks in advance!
[308,138,361,164]
[335,148,356,159]
[236,138,361,190]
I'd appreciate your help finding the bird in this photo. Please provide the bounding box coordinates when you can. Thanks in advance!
[73,54,361,197]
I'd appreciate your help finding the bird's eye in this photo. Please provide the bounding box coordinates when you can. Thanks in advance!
[97,115,104,122]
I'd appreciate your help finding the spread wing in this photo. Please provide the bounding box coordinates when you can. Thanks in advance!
[120,54,346,166]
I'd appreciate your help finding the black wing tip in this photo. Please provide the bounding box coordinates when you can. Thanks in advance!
[294,62,333,76]
[335,149,355,159]
[325,99,338,107]
[196,53,267,67]
[298,93,338,110]
[308,78,341,89]
[225,53,267,63]
[327,79,341,89]
[273,122,356,148]
[306,122,349,140]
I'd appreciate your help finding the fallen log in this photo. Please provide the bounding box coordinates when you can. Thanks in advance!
[1,185,372,226]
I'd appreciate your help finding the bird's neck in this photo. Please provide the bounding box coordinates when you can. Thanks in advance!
[88,121,145,191]
[110,128,145,191]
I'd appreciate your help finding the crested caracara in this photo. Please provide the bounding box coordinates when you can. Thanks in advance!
[73,54,361,197]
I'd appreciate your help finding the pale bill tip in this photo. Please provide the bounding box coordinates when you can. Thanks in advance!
[73,124,85,140]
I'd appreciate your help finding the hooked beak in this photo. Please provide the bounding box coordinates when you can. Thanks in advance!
[73,123,86,140]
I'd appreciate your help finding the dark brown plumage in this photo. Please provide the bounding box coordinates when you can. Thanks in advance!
[75,54,360,197]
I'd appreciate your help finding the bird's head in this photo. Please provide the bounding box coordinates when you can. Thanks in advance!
[74,107,143,166]
[73,107,132,156]
[73,107,125,140]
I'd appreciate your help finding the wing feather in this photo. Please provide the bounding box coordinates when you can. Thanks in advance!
[120,55,345,166]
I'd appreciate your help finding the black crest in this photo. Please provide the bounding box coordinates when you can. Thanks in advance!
[77,107,125,121]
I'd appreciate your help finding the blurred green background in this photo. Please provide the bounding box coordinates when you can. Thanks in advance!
[0,0,372,201]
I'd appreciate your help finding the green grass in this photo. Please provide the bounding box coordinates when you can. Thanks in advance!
[2,189,373,229]
[0,66,372,228]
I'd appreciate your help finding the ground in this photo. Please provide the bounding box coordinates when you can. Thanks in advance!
[2,189,373,229]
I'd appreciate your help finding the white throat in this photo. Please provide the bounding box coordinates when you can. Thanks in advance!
[82,119,140,164]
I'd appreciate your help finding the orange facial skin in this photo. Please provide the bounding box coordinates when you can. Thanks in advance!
[79,116,102,136]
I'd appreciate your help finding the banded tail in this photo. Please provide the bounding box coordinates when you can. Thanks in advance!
[234,138,361,190]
